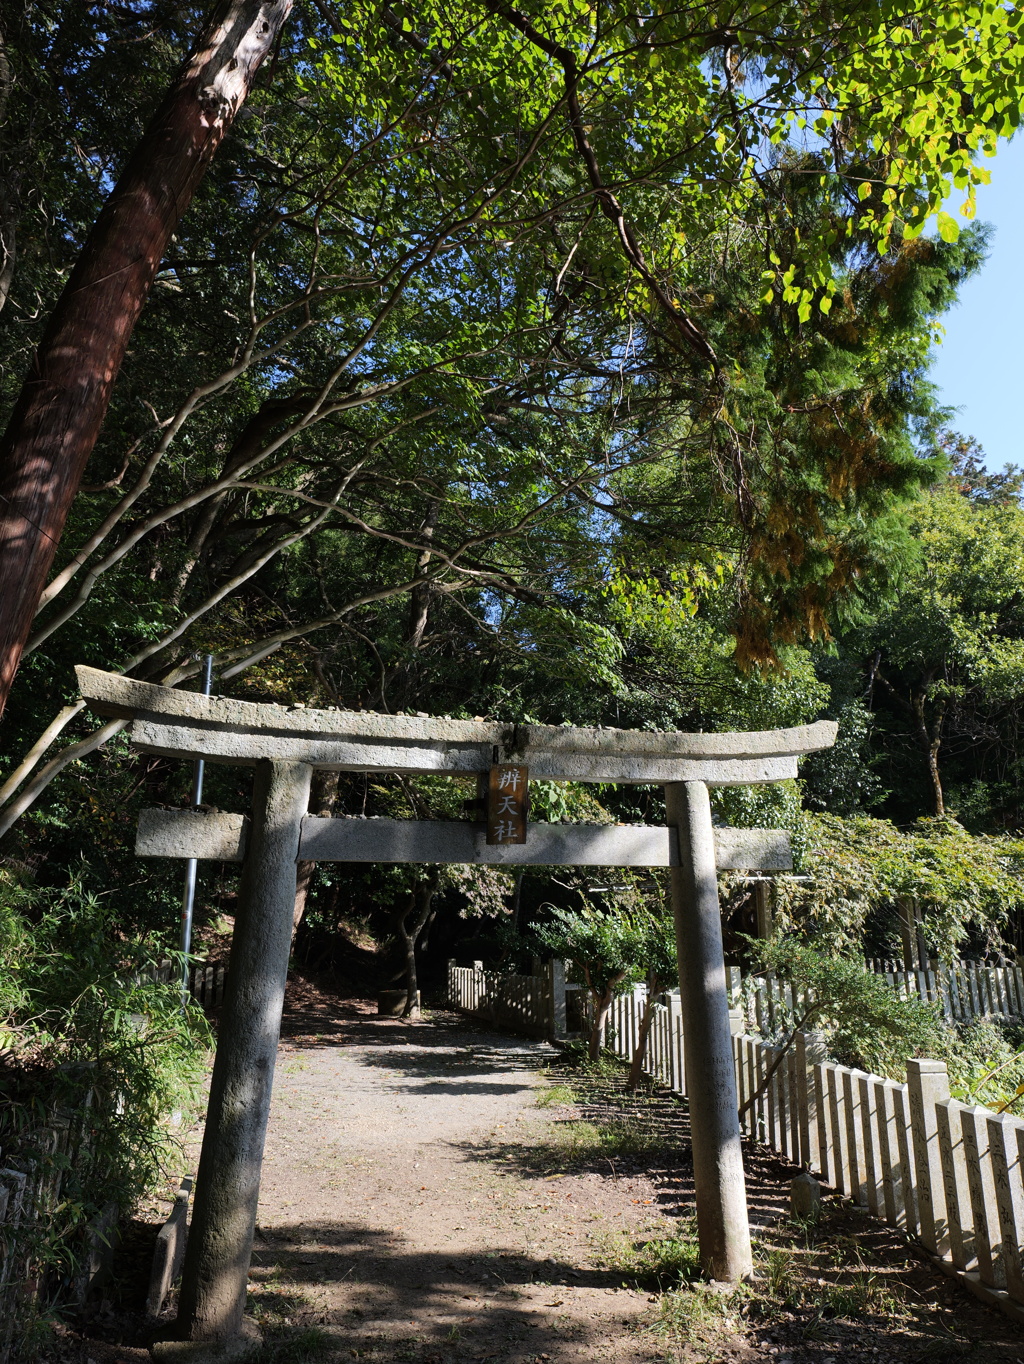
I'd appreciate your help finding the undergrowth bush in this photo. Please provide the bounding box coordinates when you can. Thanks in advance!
[943,1016,1024,1111]
[0,868,209,1320]
[746,935,1024,1111]
[745,935,947,1078]
[593,1221,702,1289]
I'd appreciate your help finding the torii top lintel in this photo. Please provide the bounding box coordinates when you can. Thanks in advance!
[76,666,836,786]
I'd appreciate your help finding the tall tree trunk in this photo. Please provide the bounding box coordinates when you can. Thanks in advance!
[0,0,292,718]
[912,690,946,816]
[292,768,340,939]
[392,869,440,1019]
[586,969,626,1061]
[626,972,662,1091]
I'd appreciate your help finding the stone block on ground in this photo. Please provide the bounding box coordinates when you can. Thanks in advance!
[790,1172,822,1219]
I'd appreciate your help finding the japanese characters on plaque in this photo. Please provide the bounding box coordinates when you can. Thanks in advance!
[485,764,529,845]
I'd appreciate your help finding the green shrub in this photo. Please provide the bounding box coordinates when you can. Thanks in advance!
[0,869,210,1305]
[746,935,948,1078]
[594,1223,702,1288]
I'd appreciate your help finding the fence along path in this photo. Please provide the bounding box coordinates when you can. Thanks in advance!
[447,961,558,1039]
[866,958,1024,1024]
[448,960,1024,1324]
[748,959,1024,1031]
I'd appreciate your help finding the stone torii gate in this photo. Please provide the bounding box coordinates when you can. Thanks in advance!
[76,666,836,1354]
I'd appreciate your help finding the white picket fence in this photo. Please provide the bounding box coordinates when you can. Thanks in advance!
[449,957,1024,1050]
[746,960,1024,1034]
[865,958,1024,1024]
[602,987,1024,1319]
[448,960,1024,1320]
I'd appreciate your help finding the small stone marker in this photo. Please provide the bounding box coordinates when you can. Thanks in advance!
[790,1172,822,1219]
[147,1177,193,1317]
[486,764,528,844]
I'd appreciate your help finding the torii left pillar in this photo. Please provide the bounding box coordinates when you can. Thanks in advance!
[170,760,311,1348]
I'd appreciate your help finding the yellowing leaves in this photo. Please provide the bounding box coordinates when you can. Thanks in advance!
[937,211,961,242]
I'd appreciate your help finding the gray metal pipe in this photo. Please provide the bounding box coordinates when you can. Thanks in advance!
[179,654,213,1008]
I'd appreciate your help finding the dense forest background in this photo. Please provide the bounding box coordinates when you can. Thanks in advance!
[2,0,1024,987]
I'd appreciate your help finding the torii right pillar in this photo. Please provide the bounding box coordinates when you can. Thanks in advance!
[666,780,753,1282]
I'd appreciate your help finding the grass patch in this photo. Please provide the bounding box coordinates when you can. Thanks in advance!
[638,1202,918,1359]
[247,1277,314,1331]
[818,1267,906,1319]
[656,1282,748,1357]
[536,1082,578,1107]
[593,1223,702,1289]
[536,1115,668,1168]
[246,1326,336,1363]
[554,1041,628,1078]
[759,1246,800,1306]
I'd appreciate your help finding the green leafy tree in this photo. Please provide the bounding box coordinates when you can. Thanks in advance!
[746,935,947,1079]
[771,811,1024,962]
[854,473,1024,820]
[534,888,649,1060]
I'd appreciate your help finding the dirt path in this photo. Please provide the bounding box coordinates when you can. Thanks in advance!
[253,1003,667,1362]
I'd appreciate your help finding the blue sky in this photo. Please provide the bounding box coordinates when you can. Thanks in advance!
[928,136,1024,472]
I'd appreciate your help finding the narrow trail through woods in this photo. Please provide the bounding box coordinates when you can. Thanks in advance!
[238,993,1024,1363]
[255,1001,669,1361]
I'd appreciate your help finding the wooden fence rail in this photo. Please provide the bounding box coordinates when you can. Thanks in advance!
[151,958,227,1008]
[447,959,1024,1321]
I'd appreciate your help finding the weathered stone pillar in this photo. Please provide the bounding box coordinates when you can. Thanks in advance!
[172,760,312,1347]
[907,1057,951,1258]
[546,958,567,1041]
[666,780,753,1283]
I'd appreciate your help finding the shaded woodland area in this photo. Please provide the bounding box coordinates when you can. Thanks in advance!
[5,1,1024,1357]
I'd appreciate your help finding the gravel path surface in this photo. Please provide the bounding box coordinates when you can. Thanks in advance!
[253,1003,668,1362]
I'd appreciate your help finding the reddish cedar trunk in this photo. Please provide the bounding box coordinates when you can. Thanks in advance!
[0,0,292,716]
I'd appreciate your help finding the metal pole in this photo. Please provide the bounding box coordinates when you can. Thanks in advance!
[180,654,214,1008]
